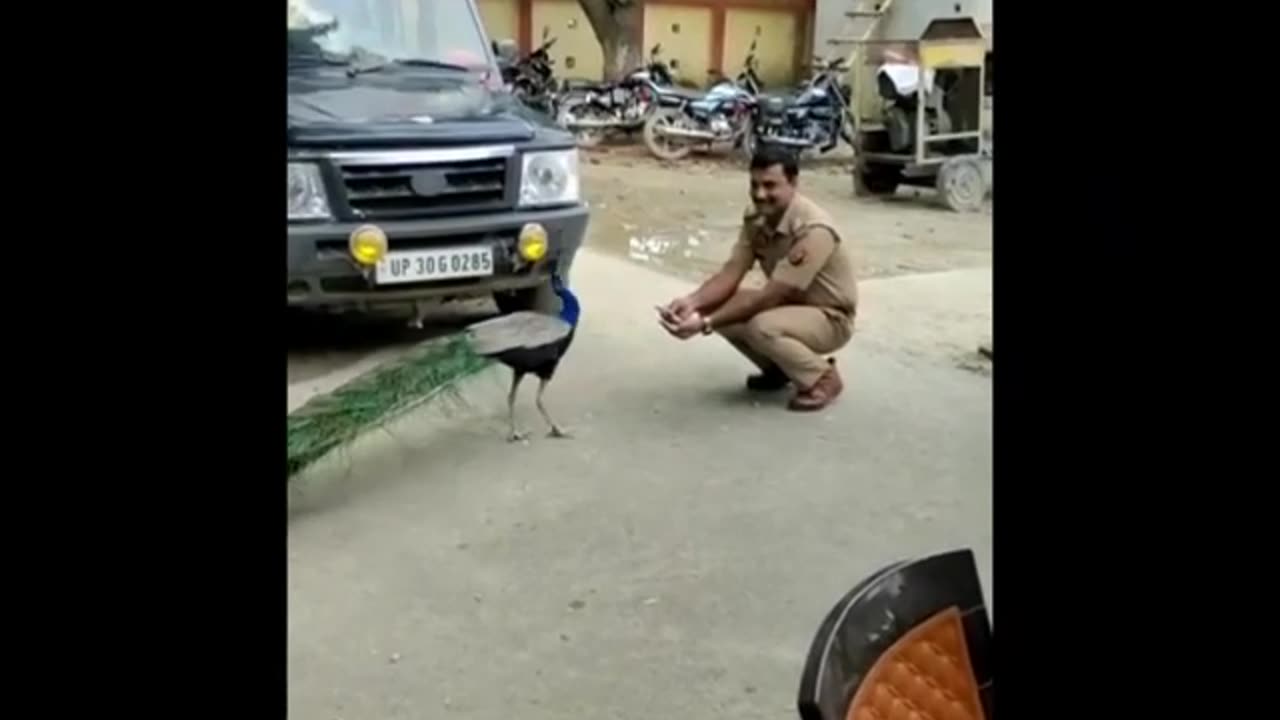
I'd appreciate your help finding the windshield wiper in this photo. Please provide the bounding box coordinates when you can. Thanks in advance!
[288,52,351,70]
[347,57,471,77]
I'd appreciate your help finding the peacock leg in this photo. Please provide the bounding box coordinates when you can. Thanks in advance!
[508,371,528,442]
[536,377,571,438]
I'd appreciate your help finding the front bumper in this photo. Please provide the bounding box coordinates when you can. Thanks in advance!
[287,203,588,311]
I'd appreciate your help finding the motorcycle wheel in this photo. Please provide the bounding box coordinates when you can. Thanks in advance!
[574,128,605,148]
[557,100,607,149]
[642,110,693,162]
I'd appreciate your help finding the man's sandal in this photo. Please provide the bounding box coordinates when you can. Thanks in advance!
[788,359,844,411]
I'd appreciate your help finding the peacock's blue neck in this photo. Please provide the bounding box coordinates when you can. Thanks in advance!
[552,277,580,327]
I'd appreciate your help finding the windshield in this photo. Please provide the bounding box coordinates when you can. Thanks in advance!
[287,0,493,72]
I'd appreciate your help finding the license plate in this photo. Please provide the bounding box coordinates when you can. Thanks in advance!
[374,245,494,285]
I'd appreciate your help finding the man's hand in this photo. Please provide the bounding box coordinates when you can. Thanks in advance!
[663,295,698,321]
[658,308,705,340]
[702,283,794,330]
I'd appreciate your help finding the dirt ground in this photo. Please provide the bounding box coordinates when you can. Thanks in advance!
[287,257,992,720]
[579,145,991,282]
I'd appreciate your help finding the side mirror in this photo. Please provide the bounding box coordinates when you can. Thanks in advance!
[651,43,662,55]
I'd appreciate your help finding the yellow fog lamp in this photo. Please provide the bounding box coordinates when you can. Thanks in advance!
[517,223,549,262]
[348,224,388,266]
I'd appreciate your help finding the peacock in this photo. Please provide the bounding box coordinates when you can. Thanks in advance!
[463,272,581,441]
[287,273,580,479]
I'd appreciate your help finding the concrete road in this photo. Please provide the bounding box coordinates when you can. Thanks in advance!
[288,250,992,720]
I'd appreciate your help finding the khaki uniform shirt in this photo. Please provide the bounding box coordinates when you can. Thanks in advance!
[726,193,859,320]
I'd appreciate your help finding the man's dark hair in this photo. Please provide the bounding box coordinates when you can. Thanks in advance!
[749,146,799,183]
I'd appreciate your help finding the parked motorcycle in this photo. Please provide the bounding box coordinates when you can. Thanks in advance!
[495,27,560,117]
[555,44,677,147]
[640,41,764,161]
[748,55,856,156]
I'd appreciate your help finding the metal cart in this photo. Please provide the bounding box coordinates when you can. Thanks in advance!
[851,18,989,211]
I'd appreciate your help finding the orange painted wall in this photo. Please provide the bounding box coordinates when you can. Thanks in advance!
[486,0,814,85]
[646,0,813,87]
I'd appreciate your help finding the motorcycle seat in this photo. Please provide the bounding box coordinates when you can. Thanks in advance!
[758,92,800,108]
[654,86,706,101]
[561,78,612,92]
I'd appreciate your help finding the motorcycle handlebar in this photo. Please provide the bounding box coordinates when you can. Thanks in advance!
[806,60,850,73]
[810,55,850,70]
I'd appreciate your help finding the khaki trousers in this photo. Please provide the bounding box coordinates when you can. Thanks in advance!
[717,304,853,388]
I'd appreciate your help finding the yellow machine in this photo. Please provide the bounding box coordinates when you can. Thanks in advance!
[850,18,989,211]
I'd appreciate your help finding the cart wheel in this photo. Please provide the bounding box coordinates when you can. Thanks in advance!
[853,165,900,197]
[936,158,986,212]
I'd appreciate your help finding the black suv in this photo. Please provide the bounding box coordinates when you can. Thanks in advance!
[287,0,588,318]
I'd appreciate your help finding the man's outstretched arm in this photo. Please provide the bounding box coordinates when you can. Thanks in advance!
[704,227,837,330]
[685,267,747,315]
[702,283,793,328]
[668,227,755,316]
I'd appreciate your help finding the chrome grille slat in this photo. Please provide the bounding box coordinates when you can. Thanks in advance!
[335,154,511,219]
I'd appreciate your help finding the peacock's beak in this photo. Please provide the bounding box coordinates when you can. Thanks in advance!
[517,222,549,264]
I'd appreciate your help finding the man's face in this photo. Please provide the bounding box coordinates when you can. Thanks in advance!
[749,163,795,220]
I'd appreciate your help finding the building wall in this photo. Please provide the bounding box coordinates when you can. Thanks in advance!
[477,0,519,44]
[478,0,815,87]
[650,0,812,88]
[472,1,993,131]
[644,4,716,86]
[722,6,800,87]
[811,0,853,60]
[531,0,604,81]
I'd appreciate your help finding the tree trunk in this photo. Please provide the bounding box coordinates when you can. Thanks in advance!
[578,0,644,82]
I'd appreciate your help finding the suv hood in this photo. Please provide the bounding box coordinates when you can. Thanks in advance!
[288,70,549,146]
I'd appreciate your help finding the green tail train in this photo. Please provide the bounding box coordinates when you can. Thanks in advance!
[287,334,492,479]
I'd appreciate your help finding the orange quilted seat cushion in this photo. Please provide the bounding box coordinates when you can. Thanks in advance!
[845,606,985,720]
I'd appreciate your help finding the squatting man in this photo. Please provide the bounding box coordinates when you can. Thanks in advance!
[657,148,858,411]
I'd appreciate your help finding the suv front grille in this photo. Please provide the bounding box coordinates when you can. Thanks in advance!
[337,156,510,220]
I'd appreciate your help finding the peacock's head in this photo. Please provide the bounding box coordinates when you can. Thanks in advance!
[549,272,580,326]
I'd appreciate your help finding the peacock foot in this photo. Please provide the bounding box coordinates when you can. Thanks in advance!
[547,427,572,439]
[508,430,529,443]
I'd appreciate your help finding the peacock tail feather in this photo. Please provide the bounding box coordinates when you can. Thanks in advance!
[288,287,577,478]
[287,334,493,479]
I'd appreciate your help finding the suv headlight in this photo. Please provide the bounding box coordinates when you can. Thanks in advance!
[288,162,330,220]
[520,150,579,207]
